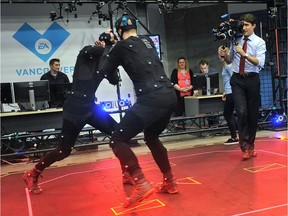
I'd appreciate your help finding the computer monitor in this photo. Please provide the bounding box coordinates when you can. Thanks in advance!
[193,72,219,95]
[49,83,72,108]
[13,80,50,111]
[1,83,14,104]
[148,35,162,60]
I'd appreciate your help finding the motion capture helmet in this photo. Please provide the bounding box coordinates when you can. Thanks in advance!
[99,32,113,46]
[115,14,137,39]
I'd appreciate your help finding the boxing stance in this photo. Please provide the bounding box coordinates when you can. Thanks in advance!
[100,15,179,208]
[23,32,118,194]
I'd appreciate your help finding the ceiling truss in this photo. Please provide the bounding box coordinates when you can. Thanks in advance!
[1,0,273,4]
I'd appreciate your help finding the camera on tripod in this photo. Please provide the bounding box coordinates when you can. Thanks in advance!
[212,20,243,42]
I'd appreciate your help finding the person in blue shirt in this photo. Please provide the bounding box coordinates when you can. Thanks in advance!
[218,13,266,160]
[219,46,238,145]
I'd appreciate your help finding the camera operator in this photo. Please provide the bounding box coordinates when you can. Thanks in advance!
[218,13,266,160]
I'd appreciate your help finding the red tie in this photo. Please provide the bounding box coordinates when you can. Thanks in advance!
[239,37,248,75]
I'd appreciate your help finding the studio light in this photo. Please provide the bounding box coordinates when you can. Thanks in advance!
[49,3,64,22]
[49,11,57,21]
[100,101,114,110]
[49,2,81,22]
[87,1,109,25]
[118,100,130,107]
[271,114,286,127]
[157,0,179,14]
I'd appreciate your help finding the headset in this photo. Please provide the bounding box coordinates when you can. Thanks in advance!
[115,14,137,34]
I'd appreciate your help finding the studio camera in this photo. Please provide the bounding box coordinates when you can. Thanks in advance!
[212,20,243,42]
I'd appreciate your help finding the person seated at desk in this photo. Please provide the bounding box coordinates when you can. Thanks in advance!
[40,58,70,84]
[193,59,218,96]
[193,59,220,127]
[170,56,193,116]
[40,58,70,108]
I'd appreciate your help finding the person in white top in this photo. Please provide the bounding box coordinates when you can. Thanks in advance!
[218,13,266,160]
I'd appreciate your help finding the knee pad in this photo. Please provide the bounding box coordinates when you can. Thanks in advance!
[144,130,163,149]
[61,119,81,141]
[55,135,74,161]
[144,137,166,152]
[110,141,129,158]
[110,111,144,147]
[144,134,159,145]
[110,141,140,174]
[56,119,80,161]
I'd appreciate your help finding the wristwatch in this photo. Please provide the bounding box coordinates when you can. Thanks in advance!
[245,53,249,58]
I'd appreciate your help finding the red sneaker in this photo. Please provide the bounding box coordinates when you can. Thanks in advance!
[123,180,154,208]
[23,168,42,194]
[155,179,179,194]
[248,149,257,157]
[242,150,250,160]
[122,171,135,186]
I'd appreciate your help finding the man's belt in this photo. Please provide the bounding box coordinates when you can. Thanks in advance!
[234,72,258,77]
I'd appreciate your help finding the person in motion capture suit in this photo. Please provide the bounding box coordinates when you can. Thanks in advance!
[22,31,119,194]
[100,15,179,208]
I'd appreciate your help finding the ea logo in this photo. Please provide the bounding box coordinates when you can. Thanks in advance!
[35,38,52,55]
[13,22,70,62]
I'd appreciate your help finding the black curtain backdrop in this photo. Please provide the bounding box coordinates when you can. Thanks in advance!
[164,4,228,75]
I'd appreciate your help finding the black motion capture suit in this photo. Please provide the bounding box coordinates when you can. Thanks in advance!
[101,32,177,182]
[23,38,118,194]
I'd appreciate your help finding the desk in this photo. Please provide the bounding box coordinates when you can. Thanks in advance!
[0,108,125,135]
[1,109,63,134]
[184,95,223,116]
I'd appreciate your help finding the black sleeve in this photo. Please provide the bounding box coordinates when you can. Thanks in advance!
[64,74,70,83]
[189,68,194,84]
[170,69,178,85]
[80,45,104,58]
[189,68,195,91]
[100,44,122,85]
[40,73,47,80]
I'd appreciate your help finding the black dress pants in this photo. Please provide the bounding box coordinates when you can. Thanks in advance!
[223,93,237,139]
[230,73,260,151]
